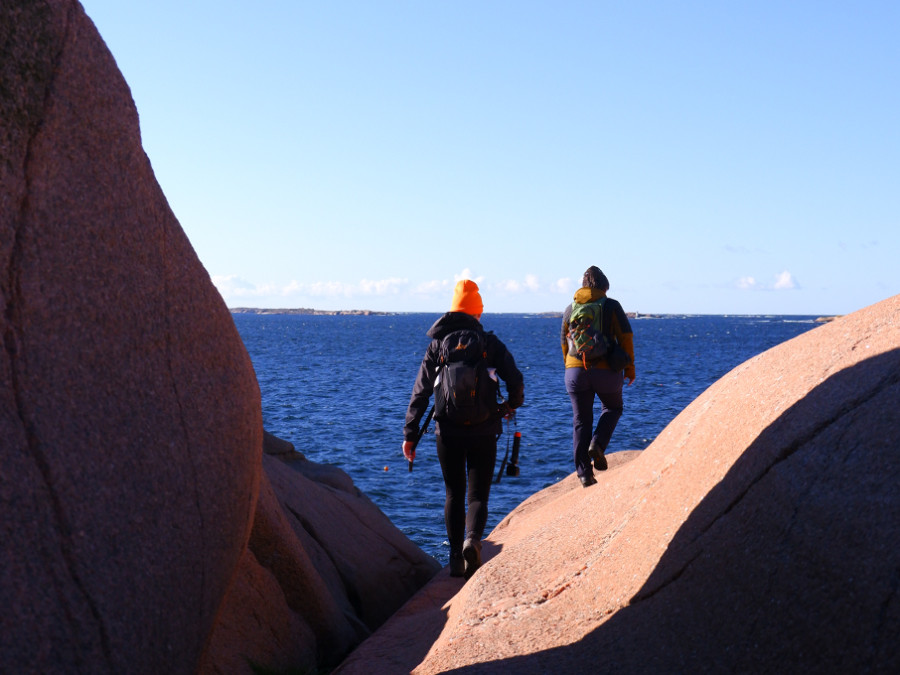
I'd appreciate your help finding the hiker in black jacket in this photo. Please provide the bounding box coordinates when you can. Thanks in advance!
[403,280,524,579]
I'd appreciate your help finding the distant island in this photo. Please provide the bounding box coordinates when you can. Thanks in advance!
[230,309,668,320]
[230,307,393,316]
[230,308,840,322]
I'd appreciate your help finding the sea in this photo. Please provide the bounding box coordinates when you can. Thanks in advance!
[232,312,821,565]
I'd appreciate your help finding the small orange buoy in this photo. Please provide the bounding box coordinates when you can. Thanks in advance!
[384,466,389,471]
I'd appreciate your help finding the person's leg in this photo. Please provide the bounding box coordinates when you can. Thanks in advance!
[436,434,467,575]
[461,434,497,577]
[464,434,498,543]
[565,367,596,484]
[590,369,624,466]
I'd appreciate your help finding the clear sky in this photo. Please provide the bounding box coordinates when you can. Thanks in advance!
[80,1,898,315]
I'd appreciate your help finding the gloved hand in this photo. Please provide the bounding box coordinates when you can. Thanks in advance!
[497,402,515,419]
[402,440,416,462]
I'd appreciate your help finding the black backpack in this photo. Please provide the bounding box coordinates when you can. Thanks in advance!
[433,329,499,425]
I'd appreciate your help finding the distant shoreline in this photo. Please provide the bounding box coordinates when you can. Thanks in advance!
[229,308,840,322]
[230,307,391,316]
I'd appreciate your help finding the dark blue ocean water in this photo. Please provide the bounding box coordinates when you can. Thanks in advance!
[232,313,820,564]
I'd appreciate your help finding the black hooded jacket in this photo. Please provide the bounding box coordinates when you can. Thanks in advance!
[403,312,524,440]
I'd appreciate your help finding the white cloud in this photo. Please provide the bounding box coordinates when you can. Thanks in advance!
[359,278,407,295]
[735,271,798,291]
[773,270,796,290]
[453,268,484,284]
[214,271,577,306]
[552,277,574,294]
[214,276,410,301]
[486,275,576,296]
[495,279,523,293]
[302,281,350,297]
[418,271,549,298]
[281,280,304,295]
[212,275,278,298]
[413,279,451,295]
[291,279,409,297]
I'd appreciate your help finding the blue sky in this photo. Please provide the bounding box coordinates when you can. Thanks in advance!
[81,1,898,315]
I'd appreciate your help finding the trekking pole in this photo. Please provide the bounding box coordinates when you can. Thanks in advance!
[506,417,521,477]
[496,416,511,483]
[409,406,435,473]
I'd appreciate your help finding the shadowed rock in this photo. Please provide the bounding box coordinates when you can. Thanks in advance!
[2,1,261,673]
[2,3,439,673]
[335,294,900,674]
[201,436,440,674]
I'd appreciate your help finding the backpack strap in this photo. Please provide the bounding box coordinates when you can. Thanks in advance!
[598,297,605,335]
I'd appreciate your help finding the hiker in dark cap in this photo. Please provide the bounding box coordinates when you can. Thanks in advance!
[403,280,524,579]
[561,266,635,487]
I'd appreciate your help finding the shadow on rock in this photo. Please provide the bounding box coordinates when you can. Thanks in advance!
[332,542,505,674]
[436,349,900,673]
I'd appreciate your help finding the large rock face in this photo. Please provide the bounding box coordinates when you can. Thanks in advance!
[1,1,262,673]
[336,295,900,674]
[2,4,440,673]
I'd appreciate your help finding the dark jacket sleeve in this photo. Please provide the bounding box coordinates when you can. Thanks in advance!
[490,334,524,410]
[607,299,636,380]
[403,342,438,441]
[608,299,632,335]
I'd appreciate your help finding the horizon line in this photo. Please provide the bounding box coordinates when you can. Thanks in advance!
[228,307,839,320]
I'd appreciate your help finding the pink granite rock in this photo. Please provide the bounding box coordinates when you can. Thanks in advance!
[2,4,441,673]
[335,294,900,674]
[1,1,262,673]
[201,439,441,674]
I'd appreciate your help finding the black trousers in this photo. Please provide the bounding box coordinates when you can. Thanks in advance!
[436,433,498,555]
[565,366,624,478]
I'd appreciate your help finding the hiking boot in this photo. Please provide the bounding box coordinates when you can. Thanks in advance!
[462,538,482,579]
[588,438,608,471]
[449,552,466,578]
[580,473,597,488]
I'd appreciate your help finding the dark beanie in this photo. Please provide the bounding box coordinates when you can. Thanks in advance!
[582,266,609,291]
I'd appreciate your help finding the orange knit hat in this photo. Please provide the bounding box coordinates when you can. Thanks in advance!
[449,279,483,316]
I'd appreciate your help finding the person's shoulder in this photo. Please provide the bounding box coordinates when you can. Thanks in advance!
[485,332,520,370]
[483,330,510,354]
[605,297,633,332]
[422,338,440,361]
